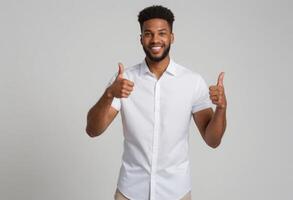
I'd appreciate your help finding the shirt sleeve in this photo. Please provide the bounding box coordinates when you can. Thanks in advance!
[105,73,121,111]
[191,75,213,113]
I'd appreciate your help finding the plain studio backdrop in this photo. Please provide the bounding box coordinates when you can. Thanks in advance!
[1,0,292,199]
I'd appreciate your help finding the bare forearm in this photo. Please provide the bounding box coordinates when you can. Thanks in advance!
[204,107,227,148]
[86,64,134,137]
[86,88,114,137]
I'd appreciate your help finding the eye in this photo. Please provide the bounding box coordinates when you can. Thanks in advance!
[159,32,167,36]
[144,32,151,37]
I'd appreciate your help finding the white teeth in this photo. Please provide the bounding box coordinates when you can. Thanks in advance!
[151,47,161,50]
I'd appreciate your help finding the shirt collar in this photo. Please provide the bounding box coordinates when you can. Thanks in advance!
[140,58,177,77]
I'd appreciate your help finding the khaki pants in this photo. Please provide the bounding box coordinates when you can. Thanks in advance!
[114,188,192,200]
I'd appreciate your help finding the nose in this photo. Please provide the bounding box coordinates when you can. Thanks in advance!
[151,33,160,43]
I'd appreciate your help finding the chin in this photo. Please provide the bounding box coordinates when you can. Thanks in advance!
[143,45,170,62]
[149,56,165,62]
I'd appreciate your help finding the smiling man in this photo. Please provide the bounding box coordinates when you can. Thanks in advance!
[86,5,227,200]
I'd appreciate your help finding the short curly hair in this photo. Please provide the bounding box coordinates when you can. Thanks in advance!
[138,5,175,32]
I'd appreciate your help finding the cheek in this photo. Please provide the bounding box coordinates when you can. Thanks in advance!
[164,36,172,43]
[165,38,172,45]
[141,37,147,44]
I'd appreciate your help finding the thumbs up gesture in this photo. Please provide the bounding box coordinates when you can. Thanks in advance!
[107,63,135,98]
[209,72,227,109]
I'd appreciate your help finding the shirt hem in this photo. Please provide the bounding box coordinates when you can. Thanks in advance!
[116,186,192,200]
[116,186,135,200]
[177,187,192,200]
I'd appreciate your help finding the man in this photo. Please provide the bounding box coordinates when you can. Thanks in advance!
[86,5,227,200]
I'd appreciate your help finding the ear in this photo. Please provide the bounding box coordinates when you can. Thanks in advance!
[171,33,174,44]
[140,34,142,45]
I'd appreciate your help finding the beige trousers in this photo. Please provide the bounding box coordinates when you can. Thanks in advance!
[114,188,192,200]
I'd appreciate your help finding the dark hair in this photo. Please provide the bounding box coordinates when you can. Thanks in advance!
[138,5,175,32]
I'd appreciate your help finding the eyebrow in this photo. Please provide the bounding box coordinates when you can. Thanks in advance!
[143,28,168,32]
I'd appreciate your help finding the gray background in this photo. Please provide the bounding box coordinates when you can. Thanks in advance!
[1,0,292,199]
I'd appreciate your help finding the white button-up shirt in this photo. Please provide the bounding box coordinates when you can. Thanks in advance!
[107,59,212,200]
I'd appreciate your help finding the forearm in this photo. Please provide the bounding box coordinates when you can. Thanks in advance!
[204,107,227,148]
[86,88,114,137]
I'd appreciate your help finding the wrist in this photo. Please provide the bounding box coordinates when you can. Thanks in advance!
[105,87,114,99]
[216,105,227,110]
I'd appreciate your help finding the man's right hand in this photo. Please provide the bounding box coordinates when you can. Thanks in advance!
[106,63,135,98]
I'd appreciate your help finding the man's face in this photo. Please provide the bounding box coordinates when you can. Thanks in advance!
[140,18,174,62]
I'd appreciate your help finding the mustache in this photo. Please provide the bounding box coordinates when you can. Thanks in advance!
[149,43,164,47]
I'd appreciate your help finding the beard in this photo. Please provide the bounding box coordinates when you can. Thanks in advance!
[143,43,171,62]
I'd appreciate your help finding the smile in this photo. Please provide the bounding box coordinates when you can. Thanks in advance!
[150,46,162,53]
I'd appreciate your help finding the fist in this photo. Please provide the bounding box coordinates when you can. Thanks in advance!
[107,63,135,98]
[209,72,227,109]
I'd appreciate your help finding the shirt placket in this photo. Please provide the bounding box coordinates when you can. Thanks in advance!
[150,79,161,200]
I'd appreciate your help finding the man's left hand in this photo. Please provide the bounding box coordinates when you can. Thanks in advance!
[209,72,227,109]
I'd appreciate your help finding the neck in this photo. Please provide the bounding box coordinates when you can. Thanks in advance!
[145,56,170,79]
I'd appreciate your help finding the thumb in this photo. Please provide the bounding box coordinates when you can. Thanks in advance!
[217,72,225,87]
[117,62,124,80]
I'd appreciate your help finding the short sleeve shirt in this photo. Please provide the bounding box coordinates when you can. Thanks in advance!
[106,59,212,200]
